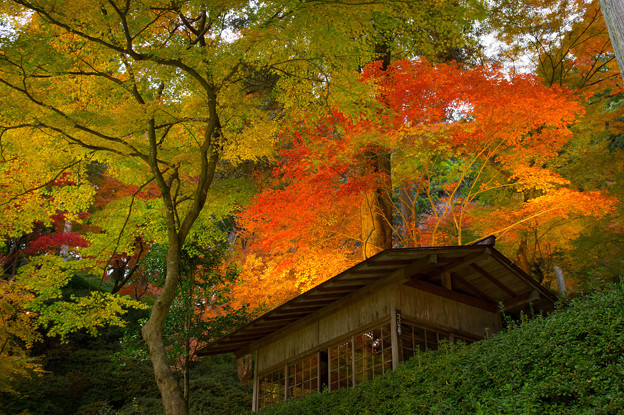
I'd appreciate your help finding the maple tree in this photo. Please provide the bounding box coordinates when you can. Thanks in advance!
[0,0,478,412]
[481,0,624,280]
[238,57,616,305]
[487,0,619,91]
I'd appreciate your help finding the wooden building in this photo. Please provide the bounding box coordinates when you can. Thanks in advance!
[198,240,556,410]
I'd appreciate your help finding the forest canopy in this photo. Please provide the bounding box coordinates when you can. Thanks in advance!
[0,0,623,413]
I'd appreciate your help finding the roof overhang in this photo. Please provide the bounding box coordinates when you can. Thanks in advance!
[198,243,556,357]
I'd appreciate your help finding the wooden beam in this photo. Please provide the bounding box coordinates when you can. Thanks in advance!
[250,321,300,329]
[262,314,307,321]
[384,246,485,256]
[235,264,412,357]
[252,351,259,411]
[299,293,344,301]
[503,290,541,310]
[228,332,275,341]
[390,308,400,370]
[470,263,517,298]
[349,269,392,275]
[279,303,326,311]
[316,284,365,292]
[439,249,491,275]
[366,259,418,267]
[488,250,557,303]
[283,299,334,307]
[400,255,441,279]
[406,279,498,313]
[329,276,380,284]
[452,273,496,303]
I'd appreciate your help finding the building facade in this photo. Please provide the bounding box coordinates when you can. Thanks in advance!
[199,241,556,410]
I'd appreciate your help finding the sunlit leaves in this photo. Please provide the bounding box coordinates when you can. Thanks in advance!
[239,57,601,301]
[15,255,148,339]
[487,0,619,92]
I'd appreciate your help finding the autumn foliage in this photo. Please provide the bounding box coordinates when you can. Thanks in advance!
[235,58,614,308]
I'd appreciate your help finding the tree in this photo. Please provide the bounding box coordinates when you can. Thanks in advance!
[487,0,619,91]
[600,0,624,81]
[0,1,476,413]
[238,57,614,304]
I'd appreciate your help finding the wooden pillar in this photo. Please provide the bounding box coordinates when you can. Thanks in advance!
[252,351,259,412]
[327,347,332,392]
[390,308,402,370]
[284,363,289,401]
[441,271,452,290]
[351,335,356,387]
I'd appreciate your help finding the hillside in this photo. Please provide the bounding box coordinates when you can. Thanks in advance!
[262,284,624,414]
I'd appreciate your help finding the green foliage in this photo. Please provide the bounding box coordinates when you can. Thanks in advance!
[0,323,251,415]
[15,255,148,340]
[263,285,624,414]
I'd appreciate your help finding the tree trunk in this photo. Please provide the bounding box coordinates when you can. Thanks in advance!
[183,277,194,410]
[142,242,189,415]
[516,236,532,275]
[398,186,417,246]
[360,42,394,259]
[361,149,393,258]
[237,355,253,385]
[600,0,624,81]
[59,220,72,259]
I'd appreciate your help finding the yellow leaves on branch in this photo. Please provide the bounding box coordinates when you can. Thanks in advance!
[223,117,279,165]
[0,279,43,394]
[16,255,148,340]
[476,187,617,245]
[510,166,572,192]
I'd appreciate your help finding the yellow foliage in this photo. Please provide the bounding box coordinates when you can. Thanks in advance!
[0,280,43,395]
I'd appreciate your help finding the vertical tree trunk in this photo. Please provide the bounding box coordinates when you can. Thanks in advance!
[59,220,72,259]
[237,355,253,385]
[142,241,188,415]
[554,266,567,294]
[141,246,194,415]
[600,0,624,81]
[361,149,393,258]
[183,276,195,411]
[360,43,394,259]
[398,186,416,246]
[516,235,532,275]
[141,108,219,415]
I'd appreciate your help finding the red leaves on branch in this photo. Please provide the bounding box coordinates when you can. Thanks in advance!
[236,58,602,307]
[23,232,89,256]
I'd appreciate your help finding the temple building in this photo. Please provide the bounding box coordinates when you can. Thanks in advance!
[198,238,556,410]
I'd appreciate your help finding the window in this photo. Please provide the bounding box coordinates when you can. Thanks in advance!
[353,322,392,385]
[400,322,450,361]
[288,353,319,399]
[256,321,394,409]
[258,368,285,409]
[329,340,352,391]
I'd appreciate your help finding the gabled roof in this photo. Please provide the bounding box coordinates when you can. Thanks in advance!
[198,242,556,357]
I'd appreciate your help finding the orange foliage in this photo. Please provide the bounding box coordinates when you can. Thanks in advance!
[234,58,608,308]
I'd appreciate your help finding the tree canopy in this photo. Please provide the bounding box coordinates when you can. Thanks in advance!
[1,0,623,413]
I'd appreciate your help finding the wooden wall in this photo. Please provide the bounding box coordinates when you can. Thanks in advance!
[399,285,502,338]
[256,285,396,373]
[255,283,502,373]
